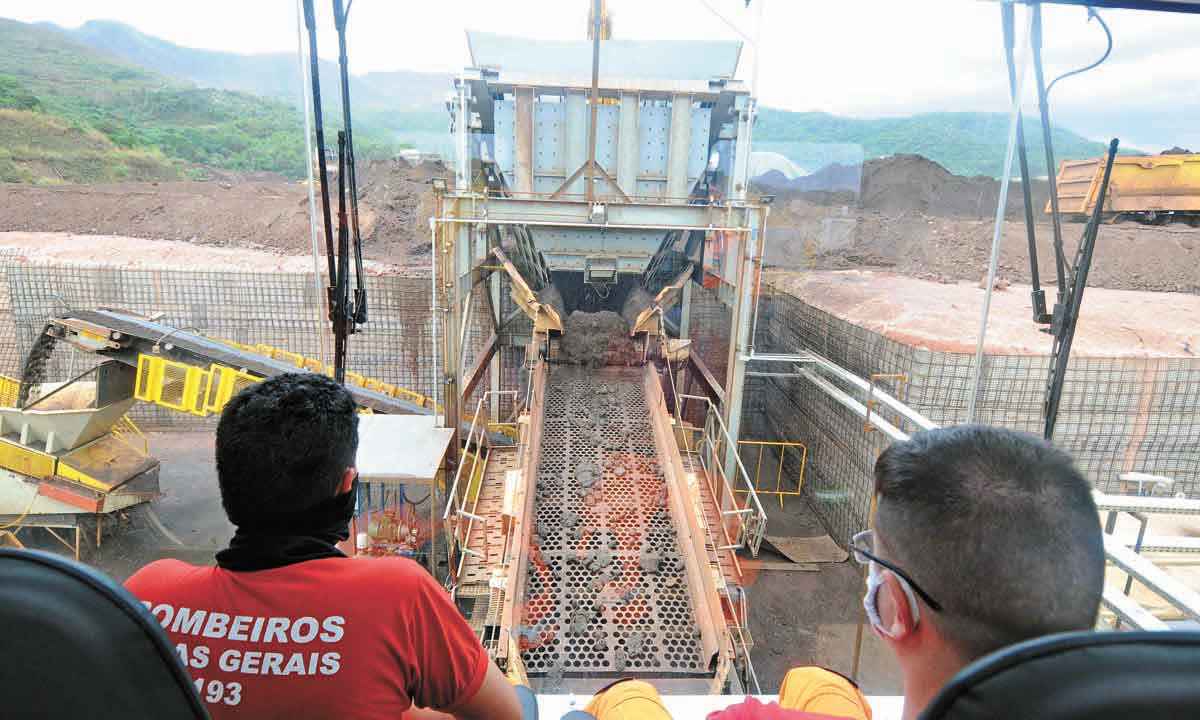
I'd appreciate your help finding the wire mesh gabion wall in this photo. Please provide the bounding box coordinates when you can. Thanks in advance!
[744,287,1200,544]
[1,262,499,429]
[687,283,732,386]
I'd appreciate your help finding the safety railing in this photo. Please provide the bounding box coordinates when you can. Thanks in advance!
[720,586,762,694]
[109,414,149,456]
[443,390,519,583]
[737,439,807,510]
[676,393,767,558]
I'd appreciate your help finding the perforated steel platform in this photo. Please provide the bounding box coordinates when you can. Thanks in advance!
[519,366,706,684]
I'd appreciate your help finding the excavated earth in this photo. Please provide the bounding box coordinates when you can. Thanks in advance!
[1,153,1197,293]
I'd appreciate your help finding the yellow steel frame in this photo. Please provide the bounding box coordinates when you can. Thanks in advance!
[0,374,20,408]
[201,338,518,437]
[204,363,260,414]
[736,439,808,510]
[135,355,209,416]
[0,437,57,480]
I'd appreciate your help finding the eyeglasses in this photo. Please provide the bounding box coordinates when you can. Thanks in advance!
[851,529,943,613]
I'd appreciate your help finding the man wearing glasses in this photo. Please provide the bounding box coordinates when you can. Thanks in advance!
[706,424,1105,720]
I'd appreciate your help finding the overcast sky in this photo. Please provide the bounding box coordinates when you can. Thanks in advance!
[3,0,1197,150]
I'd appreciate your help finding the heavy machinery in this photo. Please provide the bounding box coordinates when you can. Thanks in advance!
[435,2,770,694]
[1049,153,1200,226]
[0,308,450,557]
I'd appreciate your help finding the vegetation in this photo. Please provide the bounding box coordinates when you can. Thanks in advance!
[0,75,41,111]
[0,108,178,183]
[0,19,402,183]
[1,16,1127,185]
[755,109,1120,179]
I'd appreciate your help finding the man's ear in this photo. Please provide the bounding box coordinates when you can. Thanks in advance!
[339,467,357,495]
[877,572,916,640]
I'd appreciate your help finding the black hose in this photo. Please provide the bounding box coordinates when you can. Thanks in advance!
[1046,8,1113,99]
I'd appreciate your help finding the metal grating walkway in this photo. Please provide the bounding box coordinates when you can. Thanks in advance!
[519,366,705,684]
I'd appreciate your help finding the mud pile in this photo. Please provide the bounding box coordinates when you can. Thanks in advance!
[556,311,640,367]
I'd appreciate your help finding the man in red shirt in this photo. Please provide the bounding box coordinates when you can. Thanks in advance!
[126,373,521,720]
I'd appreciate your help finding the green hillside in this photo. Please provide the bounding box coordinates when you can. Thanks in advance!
[0,18,400,183]
[0,108,177,183]
[6,16,1129,184]
[755,109,1117,178]
[63,20,451,155]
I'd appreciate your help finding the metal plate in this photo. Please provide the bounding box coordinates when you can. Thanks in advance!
[519,366,705,685]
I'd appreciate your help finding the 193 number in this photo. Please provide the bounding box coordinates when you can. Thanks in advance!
[193,678,242,706]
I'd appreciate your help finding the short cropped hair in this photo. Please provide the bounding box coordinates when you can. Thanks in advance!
[215,373,359,525]
[873,425,1103,660]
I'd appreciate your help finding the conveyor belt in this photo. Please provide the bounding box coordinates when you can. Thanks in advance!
[54,309,428,415]
[519,366,705,684]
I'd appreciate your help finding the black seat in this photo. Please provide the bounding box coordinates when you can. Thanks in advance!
[920,630,1200,719]
[0,548,207,719]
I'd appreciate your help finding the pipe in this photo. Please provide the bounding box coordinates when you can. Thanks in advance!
[804,352,937,431]
[799,369,908,442]
[967,5,1033,423]
[430,218,440,425]
[295,0,330,367]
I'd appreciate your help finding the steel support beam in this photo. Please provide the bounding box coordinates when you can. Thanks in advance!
[722,209,761,478]
[514,87,534,194]
[440,196,754,231]
[462,333,499,403]
[617,92,640,196]
[667,94,693,198]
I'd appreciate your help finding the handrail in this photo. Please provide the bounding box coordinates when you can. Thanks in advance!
[677,392,767,557]
[443,390,518,583]
[736,439,807,510]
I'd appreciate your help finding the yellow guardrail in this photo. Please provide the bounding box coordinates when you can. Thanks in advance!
[135,355,210,416]
[0,374,19,409]
[737,439,807,510]
[131,339,517,439]
[210,338,519,439]
[204,364,260,414]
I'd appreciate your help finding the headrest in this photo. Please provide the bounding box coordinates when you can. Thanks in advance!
[921,630,1200,719]
[0,548,207,719]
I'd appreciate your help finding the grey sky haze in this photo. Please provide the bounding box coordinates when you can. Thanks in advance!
[2,0,1196,150]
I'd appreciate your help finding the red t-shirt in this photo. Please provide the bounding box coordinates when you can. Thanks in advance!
[125,557,489,720]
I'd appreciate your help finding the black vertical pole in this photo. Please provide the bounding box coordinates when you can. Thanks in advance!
[301,0,336,287]
[332,0,367,326]
[1043,139,1118,440]
[1001,3,1048,323]
[333,131,350,384]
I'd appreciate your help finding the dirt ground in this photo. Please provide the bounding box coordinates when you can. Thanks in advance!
[0,231,418,275]
[766,155,1200,295]
[766,270,1200,357]
[0,157,445,267]
[4,152,1198,294]
[745,500,901,695]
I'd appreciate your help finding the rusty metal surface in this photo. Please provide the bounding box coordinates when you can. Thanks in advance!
[517,365,706,683]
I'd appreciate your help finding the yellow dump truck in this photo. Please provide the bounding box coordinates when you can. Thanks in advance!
[1048,153,1200,226]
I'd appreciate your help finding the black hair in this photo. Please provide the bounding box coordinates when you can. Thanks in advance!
[215,373,359,525]
[873,424,1104,660]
